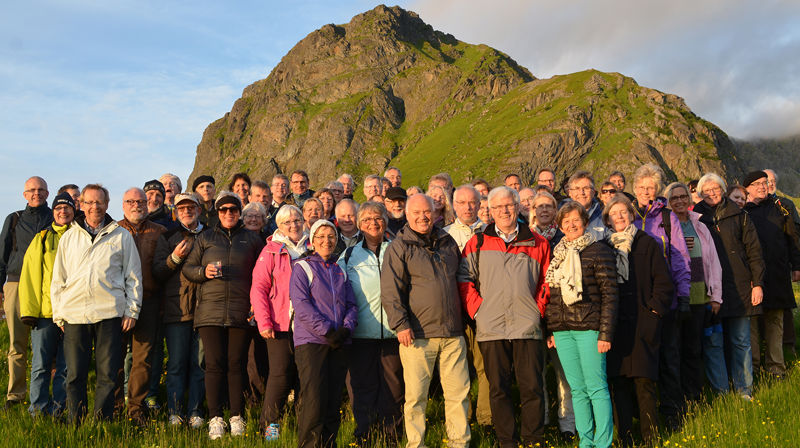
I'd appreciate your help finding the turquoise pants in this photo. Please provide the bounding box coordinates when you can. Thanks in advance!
[553,330,613,448]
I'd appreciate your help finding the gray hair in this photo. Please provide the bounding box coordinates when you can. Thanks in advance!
[633,163,665,195]
[274,204,303,227]
[251,180,270,191]
[124,187,146,198]
[335,198,359,217]
[567,170,595,190]
[532,191,557,208]
[664,182,690,201]
[325,180,344,190]
[384,166,401,177]
[602,194,636,228]
[697,173,727,195]
[428,173,453,190]
[357,201,389,228]
[763,168,777,182]
[338,173,355,186]
[242,201,267,221]
[453,184,480,203]
[487,186,520,208]
[159,173,182,192]
[364,174,381,184]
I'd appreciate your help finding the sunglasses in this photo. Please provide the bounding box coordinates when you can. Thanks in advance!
[601,189,617,194]
[218,206,240,215]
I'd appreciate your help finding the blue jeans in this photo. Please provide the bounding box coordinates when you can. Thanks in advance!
[28,318,66,416]
[164,322,205,417]
[553,330,613,448]
[723,316,753,395]
[703,307,728,394]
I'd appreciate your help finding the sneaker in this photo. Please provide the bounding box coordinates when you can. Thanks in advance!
[740,393,753,402]
[144,396,160,411]
[264,423,280,441]
[230,415,245,437]
[168,415,183,426]
[208,416,227,440]
[189,415,205,429]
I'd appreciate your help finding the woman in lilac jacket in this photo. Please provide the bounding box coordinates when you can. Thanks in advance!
[290,219,358,448]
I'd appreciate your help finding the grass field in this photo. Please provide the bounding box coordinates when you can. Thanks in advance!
[0,288,798,447]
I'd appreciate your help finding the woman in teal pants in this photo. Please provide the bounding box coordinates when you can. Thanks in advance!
[545,201,619,448]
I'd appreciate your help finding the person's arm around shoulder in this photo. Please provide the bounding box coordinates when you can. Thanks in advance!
[120,230,142,332]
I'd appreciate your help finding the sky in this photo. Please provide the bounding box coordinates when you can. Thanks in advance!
[1,0,798,219]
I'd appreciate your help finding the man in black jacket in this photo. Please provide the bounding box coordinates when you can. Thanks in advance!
[0,176,52,408]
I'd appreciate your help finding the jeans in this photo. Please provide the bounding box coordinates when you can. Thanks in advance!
[296,343,350,448]
[164,322,205,417]
[553,330,613,448]
[63,318,123,423]
[723,316,753,395]
[28,318,66,416]
[702,306,728,393]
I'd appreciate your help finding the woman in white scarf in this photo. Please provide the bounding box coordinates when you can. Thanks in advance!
[544,201,618,448]
[603,194,673,447]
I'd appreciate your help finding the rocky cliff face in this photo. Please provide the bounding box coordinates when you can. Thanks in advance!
[189,4,744,193]
[731,135,800,196]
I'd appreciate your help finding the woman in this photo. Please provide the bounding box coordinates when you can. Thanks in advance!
[250,205,309,441]
[531,192,564,246]
[428,185,454,227]
[478,196,493,225]
[183,192,265,439]
[243,202,269,238]
[314,188,337,221]
[603,195,673,447]
[229,172,251,206]
[692,173,764,400]
[337,202,404,443]
[291,220,358,448]
[726,185,747,208]
[598,181,617,205]
[665,182,726,397]
[303,197,324,231]
[545,201,618,448]
[405,186,423,197]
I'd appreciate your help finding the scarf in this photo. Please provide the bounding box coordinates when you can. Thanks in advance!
[534,222,559,241]
[609,224,636,282]
[545,232,595,305]
[273,230,309,260]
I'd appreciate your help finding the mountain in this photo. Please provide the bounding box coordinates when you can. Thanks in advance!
[189,4,744,194]
[731,135,800,196]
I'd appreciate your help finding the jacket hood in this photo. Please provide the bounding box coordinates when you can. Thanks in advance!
[635,197,668,218]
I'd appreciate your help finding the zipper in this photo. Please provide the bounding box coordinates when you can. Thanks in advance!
[223,227,232,326]
[328,261,339,330]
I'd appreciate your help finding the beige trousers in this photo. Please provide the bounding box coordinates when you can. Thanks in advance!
[4,282,30,401]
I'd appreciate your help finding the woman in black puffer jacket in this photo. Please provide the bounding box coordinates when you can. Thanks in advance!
[545,201,618,448]
[183,192,265,439]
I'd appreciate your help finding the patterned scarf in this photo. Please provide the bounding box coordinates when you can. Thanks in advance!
[545,231,595,305]
[609,224,637,282]
[534,222,559,241]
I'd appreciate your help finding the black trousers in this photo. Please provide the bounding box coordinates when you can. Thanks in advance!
[63,318,122,423]
[658,310,684,419]
[198,326,249,418]
[479,339,545,448]
[296,343,349,448]
[679,304,706,402]
[347,338,404,440]
[260,331,297,427]
[244,325,268,407]
[610,376,659,447]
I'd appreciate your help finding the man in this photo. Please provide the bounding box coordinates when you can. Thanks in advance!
[472,179,490,197]
[518,187,536,222]
[19,192,76,416]
[608,171,635,201]
[381,194,471,448]
[567,171,606,235]
[229,173,251,206]
[334,199,360,256]
[159,173,182,208]
[428,173,454,199]
[536,168,565,203]
[58,184,82,211]
[503,174,522,192]
[144,179,178,231]
[250,180,278,232]
[457,186,551,447]
[152,192,207,428]
[51,184,142,423]
[192,175,218,227]
[117,188,167,425]
[325,181,345,202]
[385,167,402,188]
[271,174,293,208]
[445,185,490,427]
[0,176,52,408]
[743,171,800,379]
[290,170,314,207]
[384,187,407,235]
[363,175,383,200]
[338,174,355,199]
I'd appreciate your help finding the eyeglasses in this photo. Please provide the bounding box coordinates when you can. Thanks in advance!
[361,217,385,224]
[24,188,47,194]
[600,189,617,194]
[670,194,690,201]
[176,205,196,213]
[749,180,768,188]
[218,207,240,214]
[570,187,593,193]
[702,187,722,195]
[281,219,303,227]
[81,201,103,208]
[490,204,516,211]
[124,200,147,207]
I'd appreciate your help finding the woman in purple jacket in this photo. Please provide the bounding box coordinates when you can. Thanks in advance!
[290,219,358,448]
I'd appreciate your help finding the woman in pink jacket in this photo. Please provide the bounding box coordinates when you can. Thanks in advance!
[250,205,309,441]
[665,182,725,397]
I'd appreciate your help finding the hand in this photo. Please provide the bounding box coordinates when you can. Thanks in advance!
[260,328,275,339]
[546,335,555,349]
[678,299,692,323]
[598,340,611,353]
[710,301,721,315]
[172,239,193,259]
[792,271,800,282]
[21,316,37,328]
[751,285,763,306]
[397,328,414,347]
[325,329,344,349]
[121,316,137,332]
[205,264,220,279]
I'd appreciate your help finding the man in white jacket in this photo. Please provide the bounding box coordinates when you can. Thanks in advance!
[51,184,143,423]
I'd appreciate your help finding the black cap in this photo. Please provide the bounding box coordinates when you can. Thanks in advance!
[192,175,215,191]
[143,179,165,196]
[742,171,767,188]
[52,192,76,211]
[385,186,407,201]
[215,194,242,211]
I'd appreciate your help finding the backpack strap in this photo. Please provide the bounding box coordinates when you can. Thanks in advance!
[659,207,673,261]
[296,259,313,285]
[343,246,356,267]
[474,232,484,295]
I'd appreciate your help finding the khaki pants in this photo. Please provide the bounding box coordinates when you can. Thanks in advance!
[4,282,30,401]
[399,336,471,448]
[465,325,492,425]
[750,309,786,376]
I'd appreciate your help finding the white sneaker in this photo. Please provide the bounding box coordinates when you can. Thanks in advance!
[208,416,227,440]
[168,414,183,426]
[189,415,205,429]
[230,415,246,436]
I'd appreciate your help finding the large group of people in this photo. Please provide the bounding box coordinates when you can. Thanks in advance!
[1,163,799,448]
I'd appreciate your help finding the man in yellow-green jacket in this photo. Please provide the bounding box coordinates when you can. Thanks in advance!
[19,192,76,416]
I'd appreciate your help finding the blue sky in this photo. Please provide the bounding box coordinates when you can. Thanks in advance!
[1,0,798,218]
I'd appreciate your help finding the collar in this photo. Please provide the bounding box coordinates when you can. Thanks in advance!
[494,224,519,243]
[181,221,204,234]
[454,218,483,231]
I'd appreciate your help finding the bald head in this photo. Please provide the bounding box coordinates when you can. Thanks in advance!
[23,176,49,208]
[406,193,434,235]
[453,185,480,224]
